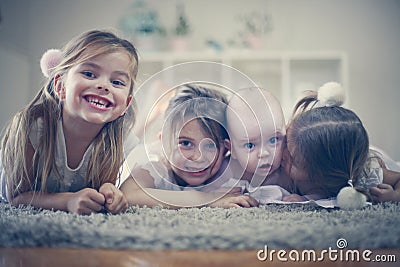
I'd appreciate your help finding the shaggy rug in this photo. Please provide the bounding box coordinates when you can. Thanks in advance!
[0,201,399,250]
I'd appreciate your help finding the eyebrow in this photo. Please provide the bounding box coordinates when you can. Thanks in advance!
[178,136,194,141]
[239,137,258,142]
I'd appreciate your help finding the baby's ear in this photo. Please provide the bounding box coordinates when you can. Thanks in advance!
[54,74,65,100]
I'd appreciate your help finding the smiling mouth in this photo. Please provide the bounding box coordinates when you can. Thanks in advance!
[185,167,209,176]
[84,95,112,108]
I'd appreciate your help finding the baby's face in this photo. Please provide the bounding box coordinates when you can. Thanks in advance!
[227,91,285,182]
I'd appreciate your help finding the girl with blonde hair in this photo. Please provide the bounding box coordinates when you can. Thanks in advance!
[0,30,139,214]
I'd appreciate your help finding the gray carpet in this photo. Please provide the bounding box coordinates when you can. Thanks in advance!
[0,201,399,250]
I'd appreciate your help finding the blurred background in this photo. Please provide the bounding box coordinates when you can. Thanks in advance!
[0,0,399,161]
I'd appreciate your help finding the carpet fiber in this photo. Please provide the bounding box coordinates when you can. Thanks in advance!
[1,201,399,250]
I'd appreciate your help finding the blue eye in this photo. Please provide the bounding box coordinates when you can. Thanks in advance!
[269,137,278,145]
[244,143,255,150]
[179,140,193,149]
[82,71,95,78]
[203,142,216,151]
[112,80,126,87]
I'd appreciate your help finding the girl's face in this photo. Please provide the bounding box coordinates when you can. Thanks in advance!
[56,51,133,126]
[281,129,309,182]
[168,119,226,186]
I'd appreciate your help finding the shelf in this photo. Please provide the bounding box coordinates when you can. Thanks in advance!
[134,50,347,125]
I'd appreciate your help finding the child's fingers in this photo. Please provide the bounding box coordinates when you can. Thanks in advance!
[99,183,115,204]
[246,196,259,207]
[86,199,105,212]
[370,184,394,203]
[377,183,392,190]
[103,187,127,214]
[87,190,107,211]
[370,185,389,196]
[88,190,106,204]
[69,189,105,214]
[105,198,123,214]
[234,195,256,208]
[109,199,129,214]
[369,187,380,196]
[237,198,251,208]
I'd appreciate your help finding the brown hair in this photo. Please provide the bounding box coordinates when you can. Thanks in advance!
[287,91,369,197]
[162,83,228,157]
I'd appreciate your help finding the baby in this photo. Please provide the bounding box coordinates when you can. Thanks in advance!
[222,87,293,199]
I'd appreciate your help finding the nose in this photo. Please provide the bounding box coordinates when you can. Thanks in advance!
[258,146,271,158]
[96,78,109,92]
[189,147,204,162]
[188,145,216,164]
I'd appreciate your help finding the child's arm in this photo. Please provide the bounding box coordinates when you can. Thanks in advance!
[120,168,258,209]
[7,141,106,214]
[10,188,106,214]
[369,166,400,202]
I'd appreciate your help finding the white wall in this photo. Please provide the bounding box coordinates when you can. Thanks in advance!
[0,0,399,160]
[0,0,31,129]
[0,46,30,129]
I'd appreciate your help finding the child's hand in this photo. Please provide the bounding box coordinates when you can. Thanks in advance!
[370,184,400,203]
[67,188,105,215]
[209,193,259,208]
[282,194,306,202]
[99,183,129,214]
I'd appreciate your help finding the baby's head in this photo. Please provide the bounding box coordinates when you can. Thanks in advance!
[282,83,369,197]
[225,88,286,180]
[161,83,229,186]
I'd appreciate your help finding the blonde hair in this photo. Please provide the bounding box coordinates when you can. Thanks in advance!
[1,30,139,198]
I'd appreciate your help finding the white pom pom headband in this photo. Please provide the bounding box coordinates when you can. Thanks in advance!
[317,82,345,107]
[40,49,63,77]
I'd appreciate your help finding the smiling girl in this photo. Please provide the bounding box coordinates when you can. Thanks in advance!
[0,30,139,214]
[120,83,258,208]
